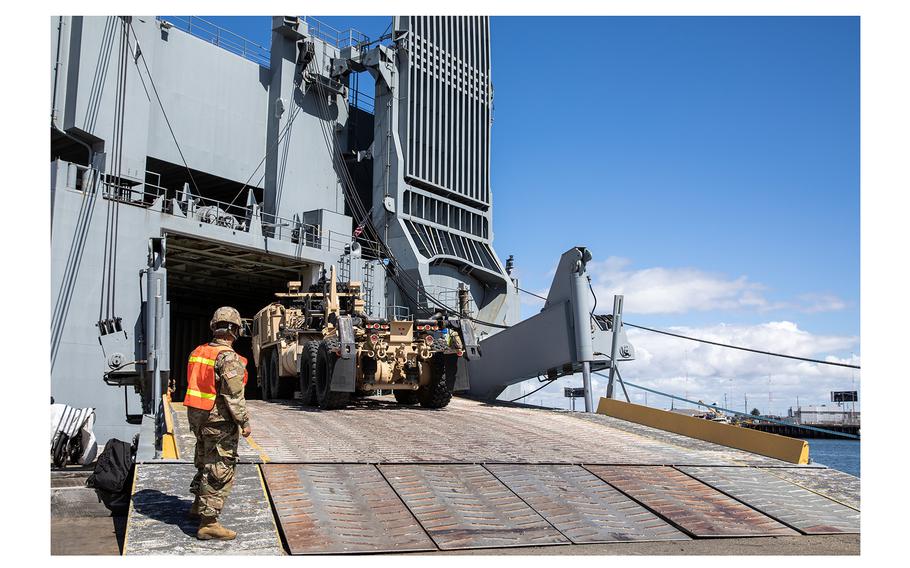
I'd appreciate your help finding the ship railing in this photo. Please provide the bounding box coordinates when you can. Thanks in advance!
[300,16,370,49]
[348,76,376,113]
[69,165,382,258]
[156,15,376,114]
[386,304,412,321]
[158,16,270,67]
[300,17,374,112]
[416,284,476,315]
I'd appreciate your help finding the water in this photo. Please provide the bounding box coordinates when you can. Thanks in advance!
[804,438,860,477]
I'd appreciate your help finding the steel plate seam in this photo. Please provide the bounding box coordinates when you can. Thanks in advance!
[262,464,438,554]
[256,464,291,554]
[670,466,805,534]
[121,462,140,556]
[373,464,440,550]
[481,463,574,542]
[677,466,859,535]
[255,464,285,554]
[578,464,700,539]
[762,468,860,512]
[379,464,569,550]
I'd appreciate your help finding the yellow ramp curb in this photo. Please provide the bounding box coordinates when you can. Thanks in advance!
[596,397,809,464]
[161,395,179,460]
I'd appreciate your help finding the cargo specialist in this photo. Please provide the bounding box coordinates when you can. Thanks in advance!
[184,307,252,541]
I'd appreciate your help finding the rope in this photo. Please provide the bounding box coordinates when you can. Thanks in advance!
[593,372,860,440]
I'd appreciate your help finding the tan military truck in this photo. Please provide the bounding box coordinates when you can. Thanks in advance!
[251,267,480,409]
[251,276,364,400]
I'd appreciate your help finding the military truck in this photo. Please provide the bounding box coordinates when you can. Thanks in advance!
[250,275,363,400]
[251,267,479,409]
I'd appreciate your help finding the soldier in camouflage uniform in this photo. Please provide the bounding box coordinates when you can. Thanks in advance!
[184,307,252,541]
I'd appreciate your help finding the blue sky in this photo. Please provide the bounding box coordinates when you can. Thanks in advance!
[186,16,860,413]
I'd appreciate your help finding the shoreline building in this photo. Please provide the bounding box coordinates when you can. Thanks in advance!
[787,405,860,426]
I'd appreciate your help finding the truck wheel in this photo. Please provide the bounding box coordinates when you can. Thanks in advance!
[417,355,452,409]
[260,349,273,400]
[394,389,419,405]
[274,349,296,400]
[316,338,350,409]
[269,349,286,400]
[299,341,319,406]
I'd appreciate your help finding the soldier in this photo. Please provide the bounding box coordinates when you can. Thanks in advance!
[183,307,252,540]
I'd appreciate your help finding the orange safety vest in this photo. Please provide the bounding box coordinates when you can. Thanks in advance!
[184,343,249,410]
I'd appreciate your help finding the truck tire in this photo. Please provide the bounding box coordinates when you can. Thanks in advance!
[273,348,296,400]
[298,341,319,406]
[417,355,452,409]
[394,389,419,405]
[269,349,286,400]
[259,348,273,400]
[316,338,350,409]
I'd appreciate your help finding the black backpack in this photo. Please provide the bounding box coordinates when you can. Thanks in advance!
[86,437,136,514]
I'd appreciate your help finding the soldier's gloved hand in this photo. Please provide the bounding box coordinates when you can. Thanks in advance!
[241,424,252,438]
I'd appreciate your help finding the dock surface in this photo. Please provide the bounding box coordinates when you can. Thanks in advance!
[122,396,859,555]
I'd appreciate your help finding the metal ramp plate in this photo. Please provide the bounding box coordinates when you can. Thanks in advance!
[486,464,688,544]
[679,466,861,534]
[124,463,282,555]
[261,464,436,554]
[763,467,860,511]
[585,465,798,538]
[211,398,786,465]
[380,464,570,550]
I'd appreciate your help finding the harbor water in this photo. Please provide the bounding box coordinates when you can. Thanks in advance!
[805,438,860,477]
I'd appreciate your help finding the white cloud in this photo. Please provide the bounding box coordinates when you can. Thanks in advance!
[499,321,860,416]
[578,257,847,316]
[506,258,856,413]
[797,293,849,313]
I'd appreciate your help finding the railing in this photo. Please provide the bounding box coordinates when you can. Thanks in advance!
[349,83,376,114]
[300,16,370,49]
[156,15,377,114]
[386,305,412,321]
[158,16,270,67]
[65,164,382,258]
[417,284,475,316]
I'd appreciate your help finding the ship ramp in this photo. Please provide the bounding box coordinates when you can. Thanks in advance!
[122,396,860,555]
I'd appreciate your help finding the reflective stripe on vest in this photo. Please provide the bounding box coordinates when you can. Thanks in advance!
[184,343,248,410]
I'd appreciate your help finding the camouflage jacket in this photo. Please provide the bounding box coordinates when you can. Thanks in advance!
[207,338,250,429]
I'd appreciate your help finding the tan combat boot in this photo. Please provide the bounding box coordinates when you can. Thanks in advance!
[187,497,201,519]
[197,516,237,541]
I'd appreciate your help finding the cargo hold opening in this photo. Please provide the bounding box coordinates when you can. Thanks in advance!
[165,234,318,401]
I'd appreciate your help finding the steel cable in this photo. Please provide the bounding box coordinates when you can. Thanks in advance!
[514,286,860,369]
[508,379,557,403]
[126,21,201,197]
[623,322,861,370]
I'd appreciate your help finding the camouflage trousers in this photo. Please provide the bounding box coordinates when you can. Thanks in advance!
[187,407,239,519]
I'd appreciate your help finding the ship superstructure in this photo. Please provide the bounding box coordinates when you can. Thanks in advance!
[50,16,519,442]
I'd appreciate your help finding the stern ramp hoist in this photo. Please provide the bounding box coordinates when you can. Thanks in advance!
[467,247,635,411]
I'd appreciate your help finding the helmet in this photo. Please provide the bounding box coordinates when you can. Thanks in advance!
[210,306,242,332]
